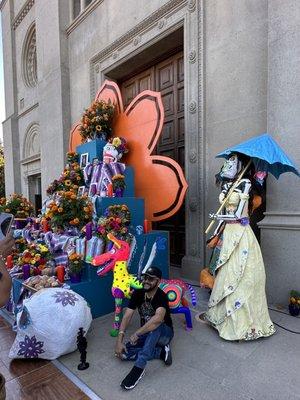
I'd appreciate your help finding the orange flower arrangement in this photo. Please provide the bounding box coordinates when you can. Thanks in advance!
[79,100,115,142]
[68,253,83,274]
[46,152,84,196]
[45,191,93,231]
[0,194,34,218]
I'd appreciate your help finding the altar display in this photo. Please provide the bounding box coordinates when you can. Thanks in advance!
[5,80,188,336]
[201,133,300,341]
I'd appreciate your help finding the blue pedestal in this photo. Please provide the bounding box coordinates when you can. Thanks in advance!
[76,139,106,162]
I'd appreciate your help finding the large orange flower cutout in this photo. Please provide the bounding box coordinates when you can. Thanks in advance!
[69,80,188,222]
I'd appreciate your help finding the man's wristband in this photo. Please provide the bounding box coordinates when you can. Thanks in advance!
[118,330,125,336]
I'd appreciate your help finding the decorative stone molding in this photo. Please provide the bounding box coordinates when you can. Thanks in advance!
[133,36,142,46]
[190,245,197,256]
[189,198,198,212]
[22,24,38,88]
[187,0,196,12]
[259,212,300,231]
[189,100,197,114]
[23,123,40,160]
[158,18,167,30]
[67,0,104,35]
[189,149,197,163]
[13,0,35,30]
[188,50,196,63]
[90,0,187,96]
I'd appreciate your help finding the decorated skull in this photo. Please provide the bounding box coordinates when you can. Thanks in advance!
[103,137,128,163]
[9,288,92,360]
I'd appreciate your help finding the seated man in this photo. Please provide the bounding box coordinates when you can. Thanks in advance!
[114,266,174,390]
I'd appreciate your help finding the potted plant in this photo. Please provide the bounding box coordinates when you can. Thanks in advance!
[68,253,83,283]
[289,290,300,316]
[96,204,131,244]
[112,174,126,197]
[45,191,93,233]
[0,194,34,228]
[79,100,115,142]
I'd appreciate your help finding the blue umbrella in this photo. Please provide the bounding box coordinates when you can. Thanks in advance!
[217,133,300,179]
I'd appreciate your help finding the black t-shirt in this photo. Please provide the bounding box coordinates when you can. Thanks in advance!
[128,288,173,329]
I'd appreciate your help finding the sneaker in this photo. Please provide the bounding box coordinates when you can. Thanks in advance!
[160,344,172,366]
[120,366,145,390]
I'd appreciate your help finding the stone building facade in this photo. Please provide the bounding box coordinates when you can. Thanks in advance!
[1,0,299,304]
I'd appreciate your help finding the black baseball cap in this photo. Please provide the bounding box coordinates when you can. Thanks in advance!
[142,267,162,279]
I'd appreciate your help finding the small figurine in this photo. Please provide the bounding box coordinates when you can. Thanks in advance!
[77,327,89,370]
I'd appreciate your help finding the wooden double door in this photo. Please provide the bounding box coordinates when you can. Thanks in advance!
[120,51,185,267]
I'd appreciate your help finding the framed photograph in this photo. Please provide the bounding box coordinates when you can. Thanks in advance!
[80,153,89,169]
[77,186,86,197]
[92,157,99,166]
[88,183,97,197]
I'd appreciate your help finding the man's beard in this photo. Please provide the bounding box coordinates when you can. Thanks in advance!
[143,283,157,292]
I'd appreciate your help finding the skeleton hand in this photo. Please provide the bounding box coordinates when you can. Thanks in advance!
[209,213,218,220]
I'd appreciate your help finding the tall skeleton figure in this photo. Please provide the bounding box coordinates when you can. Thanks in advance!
[204,154,275,341]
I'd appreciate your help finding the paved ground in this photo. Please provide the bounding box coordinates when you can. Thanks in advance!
[0,314,90,400]
[59,286,300,400]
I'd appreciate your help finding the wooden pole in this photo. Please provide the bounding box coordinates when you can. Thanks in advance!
[205,160,252,235]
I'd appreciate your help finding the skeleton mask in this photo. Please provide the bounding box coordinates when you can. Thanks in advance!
[220,154,240,180]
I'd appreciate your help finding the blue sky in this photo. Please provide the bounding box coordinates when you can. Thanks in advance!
[0,18,5,141]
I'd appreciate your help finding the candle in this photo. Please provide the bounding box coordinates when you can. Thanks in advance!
[22,264,31,280]
[107,183,113,197]
[143,219,152,234]
[42,219,50,232]
[6,255,13,269]
[85,222,93,240]
[56,265,65,283]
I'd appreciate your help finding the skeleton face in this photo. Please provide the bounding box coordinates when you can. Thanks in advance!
[220,154,240,179]
[103,143,119,163]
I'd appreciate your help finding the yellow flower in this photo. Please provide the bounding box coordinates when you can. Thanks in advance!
[95,125,102,131]
[112,137,121,147]
[65,180,71,186]
[58,208,63,213]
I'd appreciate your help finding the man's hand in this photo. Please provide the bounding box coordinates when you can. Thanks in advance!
[114,340,126,359]
[0,233,15,259]
[129,332,139,345]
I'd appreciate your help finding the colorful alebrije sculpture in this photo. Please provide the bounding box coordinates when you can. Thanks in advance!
[92,233,142,337]
[92,233,197,335]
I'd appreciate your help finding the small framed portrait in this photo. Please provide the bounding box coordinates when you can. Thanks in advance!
[80,153,89,169]
[77,186,86,197]
[92,157,99,166]
[88,183,97,197]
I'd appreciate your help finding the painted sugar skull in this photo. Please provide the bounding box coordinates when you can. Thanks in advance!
[103,137,128,163]
[219,154,241,180]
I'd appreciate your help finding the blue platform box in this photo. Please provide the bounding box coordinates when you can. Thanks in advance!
[76,139,106,162]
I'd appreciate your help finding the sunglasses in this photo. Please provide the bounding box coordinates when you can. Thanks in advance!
[141,275,159,283]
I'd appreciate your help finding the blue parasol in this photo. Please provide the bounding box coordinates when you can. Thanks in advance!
[216,133,300,179]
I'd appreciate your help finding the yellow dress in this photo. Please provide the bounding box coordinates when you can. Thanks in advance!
[205,189,275,341]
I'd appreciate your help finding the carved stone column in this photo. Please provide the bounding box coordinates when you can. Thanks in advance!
[181,0,205,280]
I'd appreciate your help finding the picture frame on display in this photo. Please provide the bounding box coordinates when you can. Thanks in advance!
[80,153,89,169]
[92,157,100,166]
[77,186,86,197]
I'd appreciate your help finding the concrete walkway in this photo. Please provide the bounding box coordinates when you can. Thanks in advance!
[59,289,300,400]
